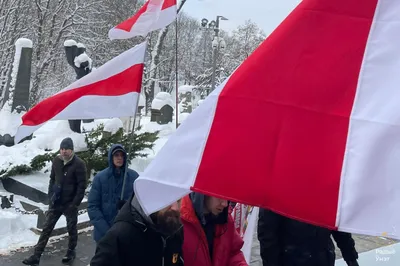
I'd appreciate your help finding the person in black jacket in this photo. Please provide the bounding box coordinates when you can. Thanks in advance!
[23,137,87,265]
[257,208,359,266]
[90,194,184,266]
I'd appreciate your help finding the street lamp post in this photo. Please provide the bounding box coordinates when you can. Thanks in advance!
[201,15,228,95]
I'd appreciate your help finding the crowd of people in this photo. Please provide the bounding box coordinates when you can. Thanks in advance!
[22,138,359,266]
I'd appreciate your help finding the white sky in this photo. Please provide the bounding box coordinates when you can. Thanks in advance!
[181,0,302,35]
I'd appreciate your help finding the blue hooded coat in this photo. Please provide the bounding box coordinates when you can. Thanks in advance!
[87,144,139,242]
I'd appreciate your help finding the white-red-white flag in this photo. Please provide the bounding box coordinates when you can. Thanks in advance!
[108,0,177,40]
[134,0,400,239]
[14,42,147,144]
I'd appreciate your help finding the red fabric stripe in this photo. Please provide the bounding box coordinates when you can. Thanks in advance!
[162,0,176,9]
[22,64,143,126]
[192,0,378,229]
[115,1,150,31]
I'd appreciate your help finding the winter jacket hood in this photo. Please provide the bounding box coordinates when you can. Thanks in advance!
[189,192,229,226]
[107,144,127,177]
[130,195,155,227]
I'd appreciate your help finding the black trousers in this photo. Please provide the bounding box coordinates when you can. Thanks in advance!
[34,205,78,256]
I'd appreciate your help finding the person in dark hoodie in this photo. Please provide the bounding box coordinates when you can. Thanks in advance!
[90,195,184,266]
[257,208,359,266]
[180,192,248,266]
[87,144,139,243]
[23,137,87,265]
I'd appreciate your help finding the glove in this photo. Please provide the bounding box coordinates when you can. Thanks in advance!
[347,260,359,266]
[117,200,126,210]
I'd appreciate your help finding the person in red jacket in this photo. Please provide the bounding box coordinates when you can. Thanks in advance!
[181,192,248,266]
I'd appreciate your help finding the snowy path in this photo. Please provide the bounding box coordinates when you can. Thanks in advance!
[0,227,397,265]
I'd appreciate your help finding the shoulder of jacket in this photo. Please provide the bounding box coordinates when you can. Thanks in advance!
[93,169,110,182]
[127,169,139,177]
[111,220,147,241]
[74,156,86,165]
[52,155,62,163]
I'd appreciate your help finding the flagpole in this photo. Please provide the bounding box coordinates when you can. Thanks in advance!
[174,0,187,129]
[120,38,148,202]
[120,89,143,202]
[175,16,179,129]
[121,0,187,201]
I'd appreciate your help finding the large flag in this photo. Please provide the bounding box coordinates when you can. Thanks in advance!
[134,0,400,239]
[14,42,147,144]
[108,0,177,40]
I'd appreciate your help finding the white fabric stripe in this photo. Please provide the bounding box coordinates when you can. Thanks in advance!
[134,77,231,215]
[14,92,138,144]
[338,0,400,238]
[108,5,176,39]
[55,42,146,95]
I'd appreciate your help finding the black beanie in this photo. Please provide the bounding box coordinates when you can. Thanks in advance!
[60,137,74,150]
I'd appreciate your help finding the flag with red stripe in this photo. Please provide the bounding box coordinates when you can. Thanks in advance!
[14,42,147,144]
[134,0,400,238]
[108,0,177,40]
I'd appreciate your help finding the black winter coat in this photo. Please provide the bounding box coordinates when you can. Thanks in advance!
[48,154,87,207]
[90,197,184,266]
[257,209,359,266]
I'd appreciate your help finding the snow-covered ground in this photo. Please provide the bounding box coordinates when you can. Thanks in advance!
[0,112,177,254]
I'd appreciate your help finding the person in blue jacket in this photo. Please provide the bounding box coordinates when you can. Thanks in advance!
[88,144,139,243]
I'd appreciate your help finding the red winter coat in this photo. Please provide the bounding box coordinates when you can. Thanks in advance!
[180,195,248,266]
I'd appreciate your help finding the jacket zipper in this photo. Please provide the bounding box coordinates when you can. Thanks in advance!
[194,224,212,265]
[161,236,166,266]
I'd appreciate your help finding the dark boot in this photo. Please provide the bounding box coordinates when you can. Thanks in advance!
[61,249,76,264]
[22,254,40,265]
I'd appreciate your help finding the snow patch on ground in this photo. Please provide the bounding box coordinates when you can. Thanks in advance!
[0,209,38,254]
[12,173,49,193]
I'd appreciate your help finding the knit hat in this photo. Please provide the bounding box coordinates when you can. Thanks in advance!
[60,137,74,150]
